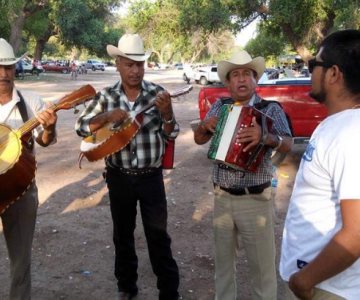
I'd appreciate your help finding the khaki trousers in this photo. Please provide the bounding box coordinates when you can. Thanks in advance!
[1,184,38,300]
[284,283,346,300]
[213,186,276,300]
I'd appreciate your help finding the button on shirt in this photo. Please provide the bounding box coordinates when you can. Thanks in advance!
[75,80,179,169]
[206,94,291,189]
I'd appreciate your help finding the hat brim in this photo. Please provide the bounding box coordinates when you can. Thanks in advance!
[217,57,265,84]
[0,52,27,66]
[106,45,152,62]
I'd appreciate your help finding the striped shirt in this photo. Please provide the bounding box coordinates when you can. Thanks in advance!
[206,94,292,188]
[75,80,179,169]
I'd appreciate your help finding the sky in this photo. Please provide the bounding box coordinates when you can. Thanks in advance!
[235,20,258,47]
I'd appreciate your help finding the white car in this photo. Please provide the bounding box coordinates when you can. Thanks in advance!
[193,65,221,85]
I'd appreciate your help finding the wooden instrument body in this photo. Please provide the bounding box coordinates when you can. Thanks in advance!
[208,105,272,172]
[79,86,193,165]
[0,124,36,214]
[80,114,143,162]
[0,84,96,214]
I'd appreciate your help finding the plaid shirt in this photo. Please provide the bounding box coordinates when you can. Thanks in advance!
[76,80,179,169]
[206,94,292,188]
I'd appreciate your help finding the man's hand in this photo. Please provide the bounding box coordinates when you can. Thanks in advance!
[236,116,261,152]
[36,108,57,131]
[200,116,218,134]
[155,91,173,120]
[288,271,314,300]
[107,108,129,124]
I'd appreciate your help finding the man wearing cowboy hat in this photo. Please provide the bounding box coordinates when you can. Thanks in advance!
[76,33,179,300]
[194,50,292,300]
[0,38,57,299]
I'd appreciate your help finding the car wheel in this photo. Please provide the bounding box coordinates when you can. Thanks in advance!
[92,66,96,71]
[200,76,208,85]
[32,69,39,76]
[62,69,68,74]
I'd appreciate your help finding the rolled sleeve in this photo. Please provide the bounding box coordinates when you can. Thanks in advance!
[75,92,104,137]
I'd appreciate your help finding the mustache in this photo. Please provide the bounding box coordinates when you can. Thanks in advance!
[0,78,11,83]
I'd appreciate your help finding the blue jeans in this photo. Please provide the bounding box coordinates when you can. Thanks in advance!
[106,167,179,299]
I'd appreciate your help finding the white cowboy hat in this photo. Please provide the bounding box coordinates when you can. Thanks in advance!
[217,50,265,83]
[106,34,152,62]
[0,38,26,65]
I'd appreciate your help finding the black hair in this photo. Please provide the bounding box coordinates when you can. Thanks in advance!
[319,29,360,94]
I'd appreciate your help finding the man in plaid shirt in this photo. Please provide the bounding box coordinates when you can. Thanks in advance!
[194,50,292,300]
[76,34,179,300]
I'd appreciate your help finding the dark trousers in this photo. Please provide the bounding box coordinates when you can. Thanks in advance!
[106,168,179,300]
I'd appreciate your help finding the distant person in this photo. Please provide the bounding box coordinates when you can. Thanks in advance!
[0,38,57,299]
[194,50,292,300]
[280,29,360,300]
[70,61,77,80]
[75,33,180,300]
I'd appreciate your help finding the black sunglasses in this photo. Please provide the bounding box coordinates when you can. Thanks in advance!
[308,58,333,74]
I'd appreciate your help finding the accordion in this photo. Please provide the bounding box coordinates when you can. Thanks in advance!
[208,104,273,172]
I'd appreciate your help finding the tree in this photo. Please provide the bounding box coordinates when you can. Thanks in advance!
[125,0,234,63]
[175,0,360,61]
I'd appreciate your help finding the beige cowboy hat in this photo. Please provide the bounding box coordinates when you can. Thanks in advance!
[107,34,152,62]
[217,50,265,83]
[0,38,26,66]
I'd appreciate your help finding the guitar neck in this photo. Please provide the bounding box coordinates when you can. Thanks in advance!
[18,102,61,138]
[136,86,192,115]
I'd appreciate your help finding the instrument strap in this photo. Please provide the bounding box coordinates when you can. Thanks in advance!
[16,90,34,150]
[16,90,29,122]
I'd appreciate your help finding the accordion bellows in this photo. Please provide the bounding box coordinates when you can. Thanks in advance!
[208,104,272,172]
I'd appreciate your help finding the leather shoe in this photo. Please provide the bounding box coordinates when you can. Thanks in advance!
[118,291,137,300]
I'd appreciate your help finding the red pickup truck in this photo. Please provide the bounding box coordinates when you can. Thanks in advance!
[196,78,328,144]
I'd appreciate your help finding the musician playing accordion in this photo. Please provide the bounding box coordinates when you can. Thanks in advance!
[194,50,292,300]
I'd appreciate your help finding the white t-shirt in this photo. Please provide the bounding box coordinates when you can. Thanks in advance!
[280,108,360,299]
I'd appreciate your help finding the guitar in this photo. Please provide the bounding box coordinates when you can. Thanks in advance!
[0,84,96,214]
[79,85,193,164]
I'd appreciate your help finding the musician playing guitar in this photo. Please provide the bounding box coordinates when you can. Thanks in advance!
[75,34,179,300]
[0,38,57,299]
[194,50,293,300]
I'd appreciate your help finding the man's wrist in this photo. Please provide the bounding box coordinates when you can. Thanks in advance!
[273,135,283,151]
[162,113,175,124]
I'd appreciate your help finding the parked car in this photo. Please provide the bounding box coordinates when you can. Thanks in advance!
[173,63,184,70]
[42,62,71,74]
[17,59,44,76]
[85,60,106,71]
[193,65,221,85]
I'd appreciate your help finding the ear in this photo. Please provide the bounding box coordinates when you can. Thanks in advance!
[327,65,343,85]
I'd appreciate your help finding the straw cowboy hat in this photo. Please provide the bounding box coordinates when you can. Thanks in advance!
[107,34,152,62]
[217,50,265,83]
[0,38,26,65]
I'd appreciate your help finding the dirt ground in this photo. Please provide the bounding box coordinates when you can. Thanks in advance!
[0,69,304,300]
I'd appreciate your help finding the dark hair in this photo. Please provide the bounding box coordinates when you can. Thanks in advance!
[319,29,360,94]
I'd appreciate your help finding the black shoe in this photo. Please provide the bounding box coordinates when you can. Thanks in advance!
[118,291,137,300]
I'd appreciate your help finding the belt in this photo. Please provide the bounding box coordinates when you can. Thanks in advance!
[215,181,271,196]
[110,167,160,176]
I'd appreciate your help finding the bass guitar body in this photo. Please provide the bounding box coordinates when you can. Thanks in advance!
[0,124,36,214]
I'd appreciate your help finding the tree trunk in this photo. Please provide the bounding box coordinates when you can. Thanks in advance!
[9,13,26,53]
[34,39,47,61]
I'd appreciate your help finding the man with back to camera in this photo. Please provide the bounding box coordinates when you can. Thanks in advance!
[280,29,360,300]
[75,34,179,300]
[194,50,292,300]
[0,38,57,300]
